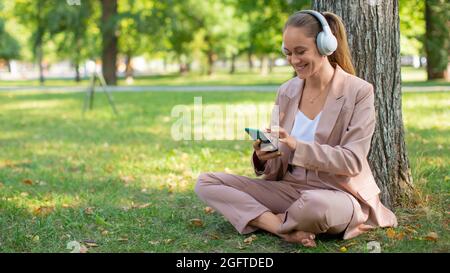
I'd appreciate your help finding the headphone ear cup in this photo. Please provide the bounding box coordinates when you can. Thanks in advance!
[316,31,337,56]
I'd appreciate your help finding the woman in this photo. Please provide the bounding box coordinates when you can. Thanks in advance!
[195,10,397,248]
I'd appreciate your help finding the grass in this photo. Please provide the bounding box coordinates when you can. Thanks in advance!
[1,66,448,88]
[0,89,448,253]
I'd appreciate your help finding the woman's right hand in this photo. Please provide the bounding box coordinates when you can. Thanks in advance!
[253,139,282,163]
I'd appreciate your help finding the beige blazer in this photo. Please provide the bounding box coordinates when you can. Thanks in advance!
[252,65,398,239]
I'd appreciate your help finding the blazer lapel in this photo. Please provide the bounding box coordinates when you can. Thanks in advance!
[314,65,347,144]
[281,65,347,144]
[283,78,304,134]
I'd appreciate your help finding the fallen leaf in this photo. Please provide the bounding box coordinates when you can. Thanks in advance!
[164,239,174,244]
[33,206,54,216]
[208,233,220,240]
[204,207,215,214]
[424,232,439,241]
[84,207,94,215]
[386,228,396,239]
[189,218,204,227]
[101,230,109,236]
[23,179,33,185]
[85,242,99,247]
[149,240,160,245]
[117,237,128,242]
[343,242,357,248]
[120,175,135,186]
[339,246,348,252]
[32,235,40,242]
[244,234,257,244]
[395,231,405,240]
[133,203,151,209]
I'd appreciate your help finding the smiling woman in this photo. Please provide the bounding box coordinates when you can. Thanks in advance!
[195,10,398,248]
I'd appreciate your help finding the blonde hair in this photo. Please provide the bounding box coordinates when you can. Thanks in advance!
[284,11,356,75]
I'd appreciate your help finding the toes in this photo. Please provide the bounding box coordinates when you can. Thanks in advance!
[301,239,316,248]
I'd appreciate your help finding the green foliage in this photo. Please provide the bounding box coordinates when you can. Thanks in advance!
[399,0,425,56]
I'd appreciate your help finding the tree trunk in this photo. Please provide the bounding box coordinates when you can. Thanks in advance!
[313,0,414,208]
[37,44,44,85]
[229,54,237,74]
[425,0,449,80]
[247,49,254,71]
[269,55,274,73]
[125,51,134,81]
[101,0,118,85]
[207,49,214,76]
[6,60,11,73]
[75,62,81,82]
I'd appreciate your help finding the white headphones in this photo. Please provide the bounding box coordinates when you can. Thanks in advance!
[282,10,338,56]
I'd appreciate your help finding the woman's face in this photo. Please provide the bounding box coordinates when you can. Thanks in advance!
[282,26,326,79]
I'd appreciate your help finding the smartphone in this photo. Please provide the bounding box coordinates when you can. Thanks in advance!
[245,127,278,152]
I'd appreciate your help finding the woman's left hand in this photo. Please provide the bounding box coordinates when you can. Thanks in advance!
[266,127,297,151]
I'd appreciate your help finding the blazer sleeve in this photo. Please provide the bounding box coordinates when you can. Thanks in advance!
[291,83,375,177]
[251,87,288,180]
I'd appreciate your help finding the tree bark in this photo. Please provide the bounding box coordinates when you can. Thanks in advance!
[6,60,11,73]
[425,0,449,80]
[125,51,134,80]
[229,54,237,74]
[247,48,254,71]
[313,0,414,208]
[74,62,80,82]
[101,0,118,85]
[37,44,44,85]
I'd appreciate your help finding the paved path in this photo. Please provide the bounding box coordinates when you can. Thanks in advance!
[0,84,449,93]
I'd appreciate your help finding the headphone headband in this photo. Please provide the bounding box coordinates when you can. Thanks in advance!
[297,10,332,35]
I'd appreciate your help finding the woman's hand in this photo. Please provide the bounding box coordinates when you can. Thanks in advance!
[273,127,297,151]
[253,139,282,162]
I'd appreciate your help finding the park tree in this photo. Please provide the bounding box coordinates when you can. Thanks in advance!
[118,0,163,82]
[313,0,414,208]
[0,14,21,72]
[236,0,310,73]
[47,1,100,82]
[425,0,449,80]
[100,0,119,85]
[399,0,425,58]
[161,0,198,74]
[14,0,51,84]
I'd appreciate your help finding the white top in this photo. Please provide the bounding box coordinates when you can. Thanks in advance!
[291,110,322,143]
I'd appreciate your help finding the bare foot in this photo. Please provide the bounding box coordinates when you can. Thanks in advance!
[282,230,316,248]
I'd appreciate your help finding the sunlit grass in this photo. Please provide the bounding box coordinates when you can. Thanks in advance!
[0,90,448,252]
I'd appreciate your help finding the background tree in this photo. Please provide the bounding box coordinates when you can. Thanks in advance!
[399,0,425,58]
[425,0,449,80]
[47,1,99,82]
[100,0,119,85]
[118,0,161,82]
[313,0,414,208]
[14,0,51,84]
[0,17,21,72]
[236,0,310,74]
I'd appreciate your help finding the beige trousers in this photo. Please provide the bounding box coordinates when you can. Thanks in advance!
[195,170,354,236]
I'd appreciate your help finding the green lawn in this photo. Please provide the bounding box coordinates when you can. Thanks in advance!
[1,66,448,87]
[0,89,448,253]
